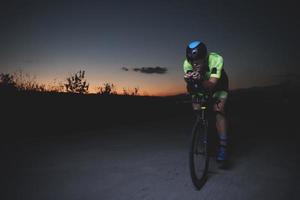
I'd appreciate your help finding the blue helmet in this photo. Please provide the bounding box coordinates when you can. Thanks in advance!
[186,40,208,64]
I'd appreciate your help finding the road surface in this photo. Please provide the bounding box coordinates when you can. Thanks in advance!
[1,111,299,200]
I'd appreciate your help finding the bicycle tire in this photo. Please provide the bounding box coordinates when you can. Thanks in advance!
[189,116,209,190]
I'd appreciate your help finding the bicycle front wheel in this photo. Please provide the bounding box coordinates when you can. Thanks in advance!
[189,118,209,190]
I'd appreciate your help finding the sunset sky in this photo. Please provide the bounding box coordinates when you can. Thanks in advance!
[0,0,298,96]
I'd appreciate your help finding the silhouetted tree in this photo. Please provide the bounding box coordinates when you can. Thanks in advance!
[98,82,116,95]
[65,70,89,94]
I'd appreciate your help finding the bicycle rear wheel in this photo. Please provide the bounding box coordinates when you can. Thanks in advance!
[189,118,209,190]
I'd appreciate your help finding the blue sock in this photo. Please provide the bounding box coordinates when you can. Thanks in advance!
[219,134,227,146]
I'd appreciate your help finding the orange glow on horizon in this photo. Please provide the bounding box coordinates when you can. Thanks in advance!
[32,70,187,96]
[29,75,186,96]
[88,84,185,96]
[3,68,242,96]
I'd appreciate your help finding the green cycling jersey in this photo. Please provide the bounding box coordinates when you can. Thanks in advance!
[183,52,228,99]
[183,52,224,80]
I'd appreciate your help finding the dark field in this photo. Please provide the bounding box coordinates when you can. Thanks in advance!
[1,85,299,200]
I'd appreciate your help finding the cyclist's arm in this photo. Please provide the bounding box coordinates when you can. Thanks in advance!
[202,53,223,90]
[202,77,218,89]
[183,59,193,73]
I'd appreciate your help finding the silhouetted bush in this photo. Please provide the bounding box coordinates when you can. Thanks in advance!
[123,87,139,96]
[46,79,65,93]
[13,70,46,92]
[98,82,116,95]
[65,70,89,94]
[0,73,17,92]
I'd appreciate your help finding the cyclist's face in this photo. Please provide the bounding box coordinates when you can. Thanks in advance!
[192,58,207,73]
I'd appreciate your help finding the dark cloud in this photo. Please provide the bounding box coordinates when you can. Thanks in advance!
[121,66,168,74]
[132,66,168,74]
[121,67,129,71]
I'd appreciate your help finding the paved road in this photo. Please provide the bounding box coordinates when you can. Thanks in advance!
[1,113,299,200]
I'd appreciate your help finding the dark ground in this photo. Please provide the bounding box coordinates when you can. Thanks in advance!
[1,86,299,200]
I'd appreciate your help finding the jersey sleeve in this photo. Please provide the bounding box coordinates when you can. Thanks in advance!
[183,59,193,73]
[209,53,223,79]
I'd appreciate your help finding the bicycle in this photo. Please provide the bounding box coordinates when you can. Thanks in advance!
[189,91,215,190]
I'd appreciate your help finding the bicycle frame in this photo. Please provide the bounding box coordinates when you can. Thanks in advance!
[189,92,213,190]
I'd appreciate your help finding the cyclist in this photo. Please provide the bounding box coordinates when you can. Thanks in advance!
[183,40,229,162]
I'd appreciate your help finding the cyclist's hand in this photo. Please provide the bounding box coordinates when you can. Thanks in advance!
[191,71,201,81]
[184,71,202,82]
[184,71,193,82]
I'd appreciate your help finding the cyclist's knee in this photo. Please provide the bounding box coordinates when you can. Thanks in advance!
[213,99,226,113]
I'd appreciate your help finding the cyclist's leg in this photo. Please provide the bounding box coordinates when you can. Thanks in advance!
[213,91,229,161]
